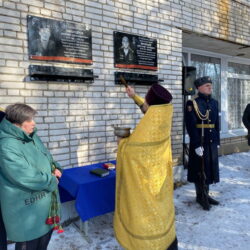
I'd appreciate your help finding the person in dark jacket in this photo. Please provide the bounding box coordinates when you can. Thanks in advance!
[118,36,135,64]
[0,108,4,122]
[0,103,62,250]
[0,204,6,250]
[242,103,250,146]
[0,108,7,250]
[0,205,6,250]
[185,76,220,211]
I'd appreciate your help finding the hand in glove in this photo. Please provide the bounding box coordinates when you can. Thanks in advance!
[195,146,204,157]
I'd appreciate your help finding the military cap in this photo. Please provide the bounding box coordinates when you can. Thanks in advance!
[145,83,172,106]
[194,76,212,88]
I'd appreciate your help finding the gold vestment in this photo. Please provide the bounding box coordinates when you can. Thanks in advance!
[114,103,176,250]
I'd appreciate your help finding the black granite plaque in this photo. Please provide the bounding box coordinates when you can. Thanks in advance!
[27,15,92,64]
[29,65,94,83]
[114,31,157,70]
[114,72,162,86]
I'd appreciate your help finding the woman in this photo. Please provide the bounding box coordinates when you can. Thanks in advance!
[0,103,62,250]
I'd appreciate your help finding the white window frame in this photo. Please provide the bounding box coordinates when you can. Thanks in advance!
[183,47,250,139]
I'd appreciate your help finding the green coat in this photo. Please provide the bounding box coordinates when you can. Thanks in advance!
[0,118,60,242]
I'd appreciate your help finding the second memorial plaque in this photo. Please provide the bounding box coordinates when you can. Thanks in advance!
[114,31,157,71]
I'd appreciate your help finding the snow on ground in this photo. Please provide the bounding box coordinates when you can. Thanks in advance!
[174,151,250,250]
[8,151,250,250]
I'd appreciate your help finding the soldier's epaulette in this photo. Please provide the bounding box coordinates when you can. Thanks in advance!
[0,107,5,112]
[186,95,198,105]
[191,94,199,101]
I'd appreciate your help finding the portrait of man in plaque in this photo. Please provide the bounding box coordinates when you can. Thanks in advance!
[29,21,57,57]
[118,36,135,64]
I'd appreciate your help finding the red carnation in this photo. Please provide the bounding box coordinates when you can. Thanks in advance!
[45,217,54,225]
[53,225,59,230]
[54,215,60,223]
[57,225,64,234]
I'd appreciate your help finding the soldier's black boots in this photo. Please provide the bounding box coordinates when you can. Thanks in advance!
[196,194,211,210]
[195,183,210,210]
[195,183,219,210]
[205,184,220,205]
[207,196,219,205]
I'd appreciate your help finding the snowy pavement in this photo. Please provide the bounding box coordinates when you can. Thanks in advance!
[174,151,250,250]
[8,151,250,250]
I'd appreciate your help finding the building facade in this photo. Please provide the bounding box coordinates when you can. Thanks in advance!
[0,0,249,171]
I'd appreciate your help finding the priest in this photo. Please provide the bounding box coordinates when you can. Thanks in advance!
[114,83,178,250]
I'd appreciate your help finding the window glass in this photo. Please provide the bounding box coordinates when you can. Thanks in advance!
[228,78,250,129]
[228,62,250,75]
[182,52,188,66]
[191,54,221,104]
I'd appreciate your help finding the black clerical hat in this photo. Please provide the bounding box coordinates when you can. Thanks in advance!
[145,83,172,106]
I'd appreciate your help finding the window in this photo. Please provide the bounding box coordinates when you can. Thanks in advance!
[191,54,221,105]
[228,62,250,129]
[182,52,188,66]
[228,62,250,74]
[183,48,250,138]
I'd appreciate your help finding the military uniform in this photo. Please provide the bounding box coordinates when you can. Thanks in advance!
[118,47,135,64]
[242,103,250,146]
[185,77,220,210]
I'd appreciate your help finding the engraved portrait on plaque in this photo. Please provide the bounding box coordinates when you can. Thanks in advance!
[28,15,92,64]
[118,36,135,64]
[114,31,157,71]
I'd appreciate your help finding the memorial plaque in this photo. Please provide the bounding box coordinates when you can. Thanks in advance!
[29,65,94,83]
[114,72,162,86]
[27,15,92,64]
[114,31,157,71]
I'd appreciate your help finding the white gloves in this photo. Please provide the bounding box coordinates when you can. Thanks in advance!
[195,146,204,157]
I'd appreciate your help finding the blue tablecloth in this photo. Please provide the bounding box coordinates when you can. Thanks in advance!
[59,161,116,222]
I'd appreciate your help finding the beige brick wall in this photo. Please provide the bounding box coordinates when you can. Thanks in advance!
[220,135,249,155]
[178,0,250,46]
[0,0,182,167]
[0,0,249,168]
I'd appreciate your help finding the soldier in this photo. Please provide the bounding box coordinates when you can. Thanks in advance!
[185,76,220,211]
[242,103,250,146]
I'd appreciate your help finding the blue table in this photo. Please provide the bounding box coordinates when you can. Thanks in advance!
[59,161,116,223]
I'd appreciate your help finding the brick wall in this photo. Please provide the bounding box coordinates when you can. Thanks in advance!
[178,0,250,46]
[0,0,249,168]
